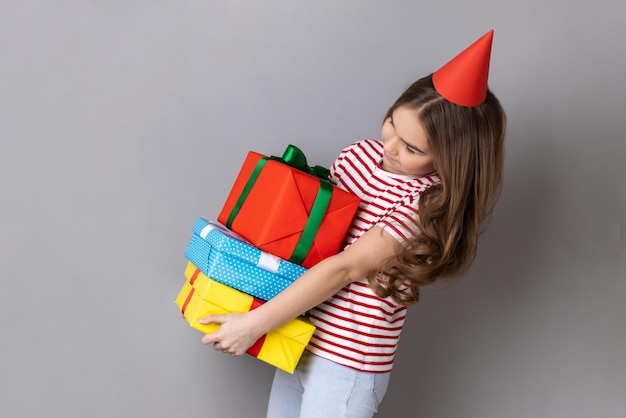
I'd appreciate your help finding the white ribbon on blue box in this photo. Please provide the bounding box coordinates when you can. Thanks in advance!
[184,217,308,301]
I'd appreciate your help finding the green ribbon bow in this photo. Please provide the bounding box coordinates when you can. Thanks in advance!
[280,145,331,179]
[225,145,333,265]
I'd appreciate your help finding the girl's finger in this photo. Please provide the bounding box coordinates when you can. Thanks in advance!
[198,314,227,325]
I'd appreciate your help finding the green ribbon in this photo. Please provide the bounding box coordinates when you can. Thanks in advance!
[225,145,333,265]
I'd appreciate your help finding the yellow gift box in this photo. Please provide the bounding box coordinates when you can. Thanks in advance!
[175,261,315,373]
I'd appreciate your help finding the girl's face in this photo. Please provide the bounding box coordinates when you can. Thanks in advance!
[380,105,436,177]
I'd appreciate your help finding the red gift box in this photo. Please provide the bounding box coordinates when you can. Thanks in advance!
[218,145,360,268]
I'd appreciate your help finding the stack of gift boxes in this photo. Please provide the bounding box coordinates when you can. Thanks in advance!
[175,145,361,373]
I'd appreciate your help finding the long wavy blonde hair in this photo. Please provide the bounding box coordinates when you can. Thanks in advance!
[368,75,506,305]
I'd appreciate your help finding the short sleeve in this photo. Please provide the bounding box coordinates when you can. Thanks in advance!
[378,197,421,244]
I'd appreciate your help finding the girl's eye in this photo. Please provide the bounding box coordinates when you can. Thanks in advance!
[405,145,416,154]
[389,117,395,127]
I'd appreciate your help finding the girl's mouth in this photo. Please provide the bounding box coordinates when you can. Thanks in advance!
[383,153,397,164]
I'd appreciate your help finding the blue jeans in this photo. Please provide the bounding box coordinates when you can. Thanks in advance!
[266,351,391,418]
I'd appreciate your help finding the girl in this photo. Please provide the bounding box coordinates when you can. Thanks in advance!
[200,30,506,417]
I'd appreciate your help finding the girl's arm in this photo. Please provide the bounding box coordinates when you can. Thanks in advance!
[199,226,401,356]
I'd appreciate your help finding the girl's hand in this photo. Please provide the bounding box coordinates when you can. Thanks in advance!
[198,312,264,357]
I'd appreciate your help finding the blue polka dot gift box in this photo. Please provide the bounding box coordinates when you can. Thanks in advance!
[184,217,308,301]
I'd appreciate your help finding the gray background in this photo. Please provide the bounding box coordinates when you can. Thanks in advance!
[1,1,624,417]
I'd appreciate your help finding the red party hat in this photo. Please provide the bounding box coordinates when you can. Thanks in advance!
[432,30,494,107]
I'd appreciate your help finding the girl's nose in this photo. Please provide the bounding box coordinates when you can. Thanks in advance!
[385,135,399,155]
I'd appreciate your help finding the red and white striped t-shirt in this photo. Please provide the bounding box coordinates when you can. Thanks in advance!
[306,139,440,373]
